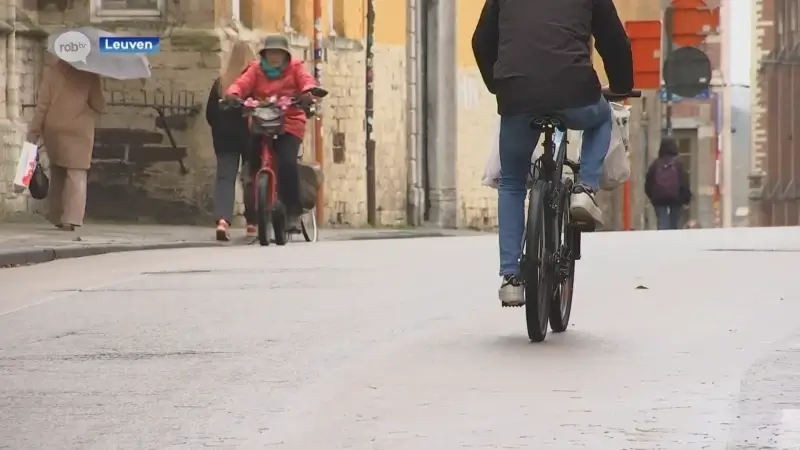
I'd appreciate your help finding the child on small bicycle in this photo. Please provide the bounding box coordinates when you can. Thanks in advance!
[224,34,318,230]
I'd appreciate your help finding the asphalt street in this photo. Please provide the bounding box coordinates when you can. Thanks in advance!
[1,227,800,449]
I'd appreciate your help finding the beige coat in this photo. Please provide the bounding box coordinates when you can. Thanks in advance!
[28,58,105,170]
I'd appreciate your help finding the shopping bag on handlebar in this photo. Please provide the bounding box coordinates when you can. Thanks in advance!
[297,161,325,211]
[599,102,632,191]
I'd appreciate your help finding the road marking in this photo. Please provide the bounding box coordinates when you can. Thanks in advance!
[778,409,800,450]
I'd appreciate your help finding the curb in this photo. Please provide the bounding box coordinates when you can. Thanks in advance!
[0,229,489,267]
[328,231,470,241]
[0,241,225,267]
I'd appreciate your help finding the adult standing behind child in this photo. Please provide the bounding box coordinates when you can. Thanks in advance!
[206,40,258,241]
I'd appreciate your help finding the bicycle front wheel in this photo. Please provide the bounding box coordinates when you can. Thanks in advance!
[256,172,273,246]
[523,180,554,342]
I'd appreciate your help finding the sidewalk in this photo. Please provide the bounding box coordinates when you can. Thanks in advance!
[0,220,485,267]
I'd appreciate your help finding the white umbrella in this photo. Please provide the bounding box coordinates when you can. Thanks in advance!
[46,27,152,80]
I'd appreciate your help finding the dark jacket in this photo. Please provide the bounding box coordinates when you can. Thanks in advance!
[645,138,692,206]
[471,0,634,116]
[206,78,251,154]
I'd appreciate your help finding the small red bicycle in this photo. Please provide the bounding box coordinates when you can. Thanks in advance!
[221,86,328,246]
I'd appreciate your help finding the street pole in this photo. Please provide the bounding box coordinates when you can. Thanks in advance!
[365,0,377,226]
[312,0,325,224]
[719,0,733,227]
[641,96,651,229]
[426,0,457,228]
[662,6,674,137]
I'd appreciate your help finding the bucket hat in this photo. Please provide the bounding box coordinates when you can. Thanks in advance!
[260,35,290,55]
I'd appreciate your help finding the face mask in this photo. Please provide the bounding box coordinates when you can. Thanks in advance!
[260,57,285,79]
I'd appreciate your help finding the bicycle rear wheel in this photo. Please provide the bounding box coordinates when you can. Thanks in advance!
[301,208,318,242]
[522,180,553,342]
[256,172,273,246]
[549,179,575,332]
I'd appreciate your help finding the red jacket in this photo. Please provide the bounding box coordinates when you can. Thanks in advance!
[225,58,317,139]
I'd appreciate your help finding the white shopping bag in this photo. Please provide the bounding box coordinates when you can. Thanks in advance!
[481,116,564,190]
[13,141,39,190]
[481,117,502,189]
[599,102,632,191]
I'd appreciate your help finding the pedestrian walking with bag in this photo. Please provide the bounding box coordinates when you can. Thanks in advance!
[207,40,258,241]
[645,138,692,230]
[26,54,105,231]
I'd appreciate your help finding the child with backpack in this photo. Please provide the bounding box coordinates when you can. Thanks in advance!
[645,138,692,230]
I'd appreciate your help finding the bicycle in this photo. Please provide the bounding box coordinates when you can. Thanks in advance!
[221,86,328,246]
[520,89,641,342]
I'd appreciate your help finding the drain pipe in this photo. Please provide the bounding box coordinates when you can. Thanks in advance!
[405,0,425,225]
[6,0,18,121]
[365,0,377,225]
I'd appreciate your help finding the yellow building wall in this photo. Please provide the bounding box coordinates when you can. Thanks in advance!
[457,0,483,68]
[241,0,406,45]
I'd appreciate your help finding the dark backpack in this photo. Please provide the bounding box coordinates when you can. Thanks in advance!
[652,157,681,202]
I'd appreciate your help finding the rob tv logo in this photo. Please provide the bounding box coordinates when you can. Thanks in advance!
[99,36,160,54]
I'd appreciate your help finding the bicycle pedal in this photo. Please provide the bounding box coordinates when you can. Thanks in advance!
[501,302,525,308]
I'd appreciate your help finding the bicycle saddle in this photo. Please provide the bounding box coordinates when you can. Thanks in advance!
[529,115,567,132]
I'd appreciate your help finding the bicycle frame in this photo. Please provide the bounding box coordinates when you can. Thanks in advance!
[251,132,279,208]
[246,96,293,209]
[533,126,577,215]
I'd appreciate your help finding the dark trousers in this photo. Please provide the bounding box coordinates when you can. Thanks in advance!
[654,204,683,230]
[247,133,302,216]
[214,151,254,224]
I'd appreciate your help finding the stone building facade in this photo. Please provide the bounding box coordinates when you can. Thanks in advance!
[749,0,800,226]
[0,0,238,223]
[0,0,501,229]
[0,0,727,231]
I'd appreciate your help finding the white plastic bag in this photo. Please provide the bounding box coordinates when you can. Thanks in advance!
[13,141,39,190]
[481,117,502,189]
[599,102,632,190]
[481,116,564,190]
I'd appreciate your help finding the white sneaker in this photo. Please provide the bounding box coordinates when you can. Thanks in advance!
[499,275,525,307]
[569,184,604,230]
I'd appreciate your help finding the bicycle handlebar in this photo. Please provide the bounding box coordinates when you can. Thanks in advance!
[219,86,329,111]
[219,96,304,111]
[602,89,642,101]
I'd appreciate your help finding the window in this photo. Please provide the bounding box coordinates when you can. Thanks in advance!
[327,0,337,36]
[776,0,790,53]
[286,0,294,32]
[231,0,240,23]
[790,0,799,51]
[91,0,164,18]
[781,0,791,50]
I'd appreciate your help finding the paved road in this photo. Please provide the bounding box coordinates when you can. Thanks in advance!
[1,227,800,449]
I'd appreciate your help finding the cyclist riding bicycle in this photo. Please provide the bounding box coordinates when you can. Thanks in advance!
[471,0,634,306]
[224,34,319,231]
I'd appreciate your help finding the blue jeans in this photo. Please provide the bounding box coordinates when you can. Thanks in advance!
[654,204,683,230]
[498,97,613,276]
